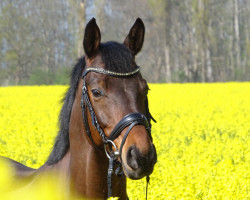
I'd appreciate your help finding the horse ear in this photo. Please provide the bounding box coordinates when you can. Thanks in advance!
[83,18,101,58]
[123,18,145,55]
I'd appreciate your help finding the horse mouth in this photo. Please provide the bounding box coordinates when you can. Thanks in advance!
[122,162,156,180]
[121,144,157,180]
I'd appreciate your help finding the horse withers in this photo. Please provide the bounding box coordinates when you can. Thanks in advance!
[1,18,157,199]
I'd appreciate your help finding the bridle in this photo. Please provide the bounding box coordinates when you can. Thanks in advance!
[80,65,155,199]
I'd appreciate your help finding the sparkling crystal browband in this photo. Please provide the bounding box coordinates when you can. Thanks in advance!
[83,66,140,77]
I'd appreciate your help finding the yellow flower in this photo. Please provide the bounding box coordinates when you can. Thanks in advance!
[0,83,250,199]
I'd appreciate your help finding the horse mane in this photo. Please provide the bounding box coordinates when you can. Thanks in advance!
[46,42,134,165]
[46,57,85,165]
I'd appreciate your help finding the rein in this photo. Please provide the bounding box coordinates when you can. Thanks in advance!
[80,65,154,199]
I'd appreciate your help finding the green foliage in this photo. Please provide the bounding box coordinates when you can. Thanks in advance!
[54,67,71,85]
[28,68,71,85]
[0,0,80,85]
[27,69,52,85]
[147,0,165,17]
[171,70,187,83]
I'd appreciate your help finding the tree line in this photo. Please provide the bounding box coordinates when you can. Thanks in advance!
[0,0,249,85]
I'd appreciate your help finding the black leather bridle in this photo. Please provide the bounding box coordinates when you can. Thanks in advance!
[80,65,155,199]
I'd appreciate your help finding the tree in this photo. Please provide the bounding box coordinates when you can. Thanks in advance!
[0,0,84,85]
[0,0,249,85]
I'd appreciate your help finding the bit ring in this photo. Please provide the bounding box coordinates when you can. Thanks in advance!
[104,140,120,159]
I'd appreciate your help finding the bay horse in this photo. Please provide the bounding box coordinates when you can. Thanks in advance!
[1,18,157,199]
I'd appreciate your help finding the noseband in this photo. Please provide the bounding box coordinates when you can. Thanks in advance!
[80,65,155,199]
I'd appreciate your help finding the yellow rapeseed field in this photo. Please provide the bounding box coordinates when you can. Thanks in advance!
[0,83,250,199]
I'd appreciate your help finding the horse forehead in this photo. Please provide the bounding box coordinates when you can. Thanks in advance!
[86,52,104,67]
[107,76,141,93]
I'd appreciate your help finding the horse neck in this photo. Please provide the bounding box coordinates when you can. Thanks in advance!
[68,86,127,199]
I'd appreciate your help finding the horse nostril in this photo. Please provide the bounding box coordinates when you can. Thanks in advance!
[127,147,139,170]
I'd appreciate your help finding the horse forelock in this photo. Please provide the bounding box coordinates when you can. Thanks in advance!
[100,42,135,73]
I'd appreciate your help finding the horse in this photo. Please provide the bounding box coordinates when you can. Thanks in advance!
[1,18,157,199]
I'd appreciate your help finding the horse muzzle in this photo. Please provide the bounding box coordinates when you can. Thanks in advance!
[123,144,157,180]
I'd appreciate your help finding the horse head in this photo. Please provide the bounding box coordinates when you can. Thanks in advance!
[82,18,157,180]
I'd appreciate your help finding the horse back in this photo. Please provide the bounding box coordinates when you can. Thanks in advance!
[0,156,36,179]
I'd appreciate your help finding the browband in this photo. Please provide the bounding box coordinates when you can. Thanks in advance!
[83,66,140,77]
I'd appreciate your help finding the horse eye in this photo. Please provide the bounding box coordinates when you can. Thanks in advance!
[91,89,102,98]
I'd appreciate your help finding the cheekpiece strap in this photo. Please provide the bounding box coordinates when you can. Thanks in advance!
[81,74,108,145]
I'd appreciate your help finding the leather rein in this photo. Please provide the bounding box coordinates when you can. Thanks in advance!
[80,65,155,199]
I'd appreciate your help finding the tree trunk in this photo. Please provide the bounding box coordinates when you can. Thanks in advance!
[233,0,241,70]
[78,1,85,57]
[165,0,172,82]
[205,23,213,82]
[206,43,213,82]
[165,46,171,82]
